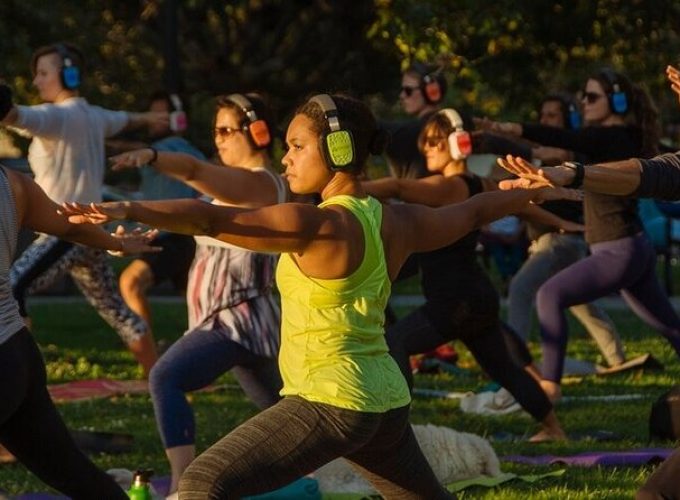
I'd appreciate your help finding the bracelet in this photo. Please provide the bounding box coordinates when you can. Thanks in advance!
[148,147,158,164]
[563,161,585,189]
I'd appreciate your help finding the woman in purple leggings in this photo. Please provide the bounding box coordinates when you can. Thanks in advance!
[481,68,680,401]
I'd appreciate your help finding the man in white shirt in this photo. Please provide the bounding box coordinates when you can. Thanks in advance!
[0,42,168,376]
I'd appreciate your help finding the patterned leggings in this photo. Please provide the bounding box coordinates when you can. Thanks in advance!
[11,234,148,344]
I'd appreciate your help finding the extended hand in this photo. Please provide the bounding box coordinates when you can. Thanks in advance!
[497,155,574,187]
[59,201,128,224]
[108,148,155,171]
[108,225,162,256]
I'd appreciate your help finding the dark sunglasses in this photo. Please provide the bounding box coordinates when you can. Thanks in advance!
[582,92,605,104]
[400,85,421,97]
[424,136,445,148]
[213,126,242,139]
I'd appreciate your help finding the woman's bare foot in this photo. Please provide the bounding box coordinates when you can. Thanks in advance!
[540,379,562,403]
[531,409,567,443]
[529,427,567,443]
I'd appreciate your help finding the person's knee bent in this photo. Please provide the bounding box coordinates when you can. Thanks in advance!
[178,450,234,499]
[536,279,567,314]
[148,355,181,401]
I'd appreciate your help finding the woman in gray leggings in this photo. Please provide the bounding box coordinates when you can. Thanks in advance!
[63,94,573,499]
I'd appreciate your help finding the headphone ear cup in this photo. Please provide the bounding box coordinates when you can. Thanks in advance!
[324,130,355,170]
[568,105,582,129]
[448,131,472,160]
[169,110,187,132]
[424,80,441,104]
[611,91,628,114]
[248,120,271,148]
[61,65,80,90]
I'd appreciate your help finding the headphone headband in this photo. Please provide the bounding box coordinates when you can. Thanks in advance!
[310,94,341,132]
[224,93,271,149]
[435,107,471,160]
[438,108,464,130]
[597,68,628,114]
[55,44,72,64]
[169,93,183,112]
[54,43,81,90]
[226,93,258,123]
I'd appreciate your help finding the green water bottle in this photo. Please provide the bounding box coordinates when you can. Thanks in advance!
[127,469,153,500]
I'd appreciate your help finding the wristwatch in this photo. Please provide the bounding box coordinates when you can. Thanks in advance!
[562,161,585,189]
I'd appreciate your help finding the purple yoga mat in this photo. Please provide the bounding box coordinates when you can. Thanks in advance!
[503,448,674,467]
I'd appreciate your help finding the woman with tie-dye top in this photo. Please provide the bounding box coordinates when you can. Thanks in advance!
[107,93,286,494]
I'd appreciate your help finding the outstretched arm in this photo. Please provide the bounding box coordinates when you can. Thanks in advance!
[362,175,470,206]
[60,198,329,255]
[7,169,157,253]
[396,186,563,255]
[497,155,643,197]
[109,148,280,207]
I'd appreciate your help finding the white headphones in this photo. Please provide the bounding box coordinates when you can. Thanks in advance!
[169,94,187,132]
[438,108,472,160]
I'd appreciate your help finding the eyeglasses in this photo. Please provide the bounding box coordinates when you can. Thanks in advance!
[400,85,421,97]
[213,126,242,139]
[582,92,605,104]
[424,136,445,148]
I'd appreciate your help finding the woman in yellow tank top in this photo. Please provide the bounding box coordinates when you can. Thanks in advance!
[63,93,570,499]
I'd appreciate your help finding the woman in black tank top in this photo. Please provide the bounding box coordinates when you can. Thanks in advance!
[363,109,579,442]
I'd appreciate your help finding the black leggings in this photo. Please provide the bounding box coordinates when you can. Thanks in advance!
[179,396,454,499]
[386,304,552,423]
[0,328,126,499]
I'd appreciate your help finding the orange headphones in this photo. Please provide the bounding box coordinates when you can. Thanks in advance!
[225,94,272,149]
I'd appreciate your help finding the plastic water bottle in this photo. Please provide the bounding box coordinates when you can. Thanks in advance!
[127,469,153,500]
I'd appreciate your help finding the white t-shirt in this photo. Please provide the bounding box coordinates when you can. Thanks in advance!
[13,97,128,203]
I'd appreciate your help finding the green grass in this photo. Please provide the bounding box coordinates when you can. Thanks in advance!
[1,299,679,498]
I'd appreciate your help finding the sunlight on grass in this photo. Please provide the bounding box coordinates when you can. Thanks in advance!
[1,300,678,497]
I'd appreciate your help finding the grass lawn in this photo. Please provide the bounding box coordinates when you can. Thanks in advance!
[1,296,678,498]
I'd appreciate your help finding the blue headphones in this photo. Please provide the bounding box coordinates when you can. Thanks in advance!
[541,93,581,129]
[55,44,81,90]
[599,68,628,114]
[567,102,582,129]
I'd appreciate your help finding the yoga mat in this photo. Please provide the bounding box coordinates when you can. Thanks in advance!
[12,470,566,499]
[503,448,674,467]
[491,429,621,443]
[414,387,647,404]
[47,379,148,402]
[446,469,566,493]
[47,378,233,402]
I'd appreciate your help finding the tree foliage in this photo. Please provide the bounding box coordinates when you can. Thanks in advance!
[1,0,680,154]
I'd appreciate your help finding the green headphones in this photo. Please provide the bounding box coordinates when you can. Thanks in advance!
[309,94,355,171]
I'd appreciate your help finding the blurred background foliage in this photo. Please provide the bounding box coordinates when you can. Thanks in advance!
[1,0,680,159]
